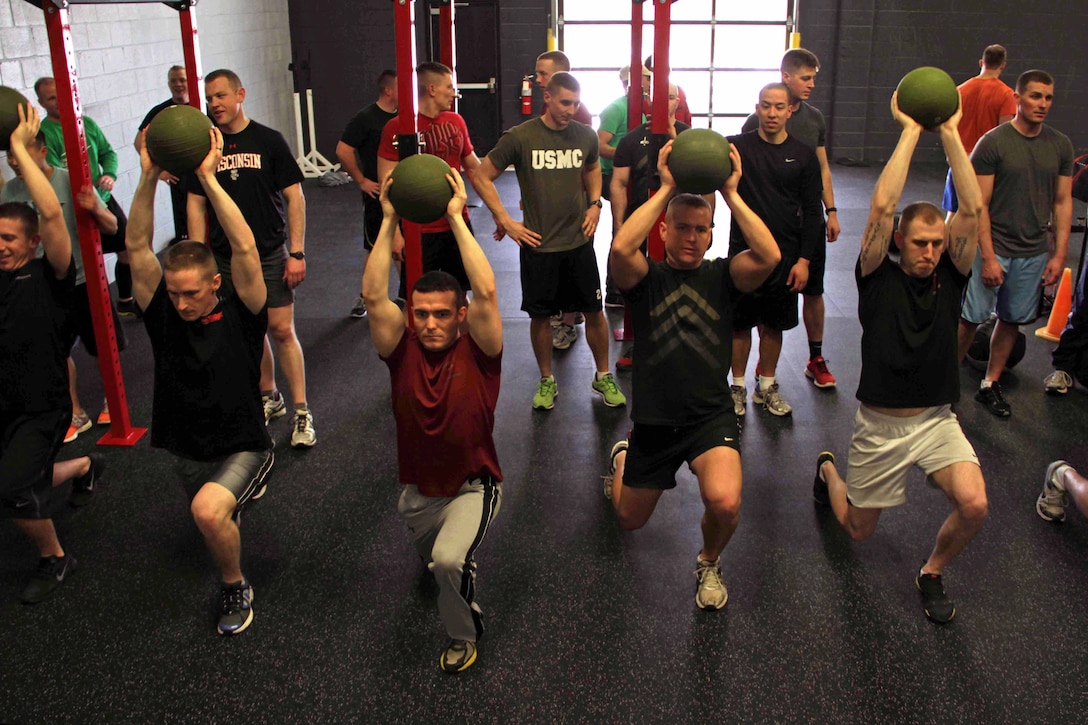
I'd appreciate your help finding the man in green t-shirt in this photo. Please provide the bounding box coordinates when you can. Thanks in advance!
[475,72,626,412]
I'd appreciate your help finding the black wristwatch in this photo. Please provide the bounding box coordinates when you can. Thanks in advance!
[288,251,306,260]
[588,198,603,209]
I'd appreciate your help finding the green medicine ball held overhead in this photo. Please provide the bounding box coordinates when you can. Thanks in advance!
[667,129,732,194]
[896,67,959,129]
[388,154,454,224]
[146,104,214,176]
[0,86,31,152]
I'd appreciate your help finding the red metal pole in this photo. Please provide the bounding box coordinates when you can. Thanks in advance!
[179,2,203,110]
[438,1,455,112]
[646,0,672,265]
[627,2,643,132]
[42,3,145,446]
[394,0,422,316]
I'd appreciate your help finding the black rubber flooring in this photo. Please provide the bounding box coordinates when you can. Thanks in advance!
[3,162,1088,723]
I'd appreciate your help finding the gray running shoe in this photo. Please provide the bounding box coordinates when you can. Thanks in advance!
[291,409,316,448]
[731,385,747,417]
[1037,460,1070,522]
[263,392,286,423]
[350,295,367,319]
[694,556,728,610]
[753,381,792,416]
[1044,370,1073,395]
[552,323,577,350]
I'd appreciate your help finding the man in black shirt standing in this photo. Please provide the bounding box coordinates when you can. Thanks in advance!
[728,83,823,417]
[134,64,190,244]
[813,94,988,624]
[130,127,273,635]
[337,70,398,318]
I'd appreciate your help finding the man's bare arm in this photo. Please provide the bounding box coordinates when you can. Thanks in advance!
[941,99,981,275]
[362,178,408,357]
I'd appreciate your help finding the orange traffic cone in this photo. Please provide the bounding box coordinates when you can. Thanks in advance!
[1036,267,1073,342]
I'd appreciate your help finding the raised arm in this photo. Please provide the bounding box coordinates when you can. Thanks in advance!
[859,92,922,277]
[610,142,677,291]
[446,169,501,356]
[194,129,265,315]
[940,98,981,275]
[361,177,408,357]
[721,144,782,293]
[127,134,166,308]
[10,106,69,279]
[186,190,208,243]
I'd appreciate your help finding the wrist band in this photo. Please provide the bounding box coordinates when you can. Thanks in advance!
[825,207,837,214]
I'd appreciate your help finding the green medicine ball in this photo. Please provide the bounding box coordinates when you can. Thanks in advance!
[146,105,214,176]
[0,86,31,152]
[388,154,454,224]
[668,129,731,194]
[896,67,959,129]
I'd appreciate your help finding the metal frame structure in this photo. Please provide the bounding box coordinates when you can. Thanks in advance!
[391,0,457,319]
[26,0,207,445]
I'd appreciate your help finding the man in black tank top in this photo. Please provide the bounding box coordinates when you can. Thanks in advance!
[813,93,989,625]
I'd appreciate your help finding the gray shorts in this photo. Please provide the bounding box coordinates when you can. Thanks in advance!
[173,449,274,505]
[846,404,978,508]
[216,254,295,309]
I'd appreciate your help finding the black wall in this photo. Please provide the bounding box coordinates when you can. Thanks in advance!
[802,0,1088,163]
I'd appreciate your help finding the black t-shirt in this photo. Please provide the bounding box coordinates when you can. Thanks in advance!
[340,103,398,183]
[727,130,823,267]
[139,99,177,130]
[856,255,966,408]
[626,257,740,425]
[0,258,75,412]
[187,121,305,260]
[143,280,272,460]
[613,122,690,220]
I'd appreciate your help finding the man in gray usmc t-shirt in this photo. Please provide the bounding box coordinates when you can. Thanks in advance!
[475,71,626,413]
[957,69,1074,418]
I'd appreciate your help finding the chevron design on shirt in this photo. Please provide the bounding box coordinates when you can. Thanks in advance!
[646,282,722,368]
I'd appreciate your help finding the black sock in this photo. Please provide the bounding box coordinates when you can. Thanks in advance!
[809,341,823,360]
[115,262,132,299]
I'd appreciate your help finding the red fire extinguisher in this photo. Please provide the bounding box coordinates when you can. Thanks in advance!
[521,75,533,115]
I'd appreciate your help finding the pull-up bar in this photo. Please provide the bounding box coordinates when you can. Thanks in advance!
[25,0,206,445]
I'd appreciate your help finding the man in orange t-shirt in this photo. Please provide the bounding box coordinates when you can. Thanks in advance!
[943,44,1017,214]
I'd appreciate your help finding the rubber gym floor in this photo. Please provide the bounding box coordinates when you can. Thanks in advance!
[2,161,1087,724]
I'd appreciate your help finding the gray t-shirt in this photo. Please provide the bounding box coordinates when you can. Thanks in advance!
[1,167,84,285]
[742,101,826,151]
[971,122,1074,257]
[487,117,600,253]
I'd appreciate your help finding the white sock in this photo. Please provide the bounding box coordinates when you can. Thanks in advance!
[980,379,993,389]
[759,375,776,390]
[595,371,609,381]
[732,376,746,388]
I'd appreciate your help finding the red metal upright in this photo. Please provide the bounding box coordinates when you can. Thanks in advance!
[438,0,456,113]
[647,0,672,265]
[393,0,422,313]
[627,2,644,132]
[178,1,203,110]
[42,3,145,445]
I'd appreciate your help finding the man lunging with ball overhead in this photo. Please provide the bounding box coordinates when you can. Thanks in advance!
[813,92,988,624]
[363,169,503,674]
[128,128,274,635]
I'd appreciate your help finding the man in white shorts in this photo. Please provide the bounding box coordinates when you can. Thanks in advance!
[812,93,989,624]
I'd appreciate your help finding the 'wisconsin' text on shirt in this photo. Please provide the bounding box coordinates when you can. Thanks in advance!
[218,153,263,171]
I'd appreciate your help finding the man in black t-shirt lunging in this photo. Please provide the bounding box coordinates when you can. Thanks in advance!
[813,93,988,624]
[187,69,315,449]
[131,127,273,635]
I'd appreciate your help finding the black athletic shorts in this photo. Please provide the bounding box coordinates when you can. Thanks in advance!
[361,194,382,251]
[623,412,741,490]
[0,408,70,519]
[173,449,274,504]
[421,226,472,291]
[733,280,799,332]
[217,253,295,309]
[801,223,827,296]
[71,282,127,357]
[98,196,129,254]
[519,243,603,318]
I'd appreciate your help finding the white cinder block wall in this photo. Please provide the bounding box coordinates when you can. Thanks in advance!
[0,0,295,252]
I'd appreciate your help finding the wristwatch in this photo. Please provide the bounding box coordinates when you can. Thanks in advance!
[288,251,306,260]
[588,198,603,209]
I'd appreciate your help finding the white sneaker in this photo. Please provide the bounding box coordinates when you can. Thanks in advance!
[694,556,728,610]
[731,385,746,417]
[753,381,792,416]
[1037,460,1070,522]
[552,323,577,350]
[291,408,316,448]
[1044,370,1074,395]
[263,392,286,423]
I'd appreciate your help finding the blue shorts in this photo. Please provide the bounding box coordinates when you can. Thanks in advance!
[961,252,1047,325]
[942,169,958,213]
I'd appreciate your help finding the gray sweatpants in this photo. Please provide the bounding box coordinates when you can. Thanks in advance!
[397,477,502,642]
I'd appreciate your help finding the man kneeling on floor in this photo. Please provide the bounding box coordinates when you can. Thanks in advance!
[604,140,780,610]
[813,92,988,624]
[363,170,503,673]
[127,129,273,635]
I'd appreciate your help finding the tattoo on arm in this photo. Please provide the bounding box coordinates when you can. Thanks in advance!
[950,234,968,261]
[859,220,883,264]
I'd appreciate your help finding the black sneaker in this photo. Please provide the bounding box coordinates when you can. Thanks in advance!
[116,297,141,318]
[69,453,104,508]
[915,567,956,624]
[813,451,835,506]
[21,554,77,604]
[217,579,254,635]
[975,382,1011,417]
[440,639,477,673]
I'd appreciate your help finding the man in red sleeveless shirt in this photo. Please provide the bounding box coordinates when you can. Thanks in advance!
[362,169,503,674]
